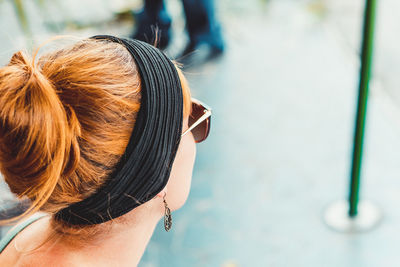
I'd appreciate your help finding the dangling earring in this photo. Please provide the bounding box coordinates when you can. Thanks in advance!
[163,193,172,232]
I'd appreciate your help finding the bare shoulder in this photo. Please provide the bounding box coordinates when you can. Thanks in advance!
[15,252,83,267]
[16,252,127,267]
[0,245,19,266]
[0,215,51,266]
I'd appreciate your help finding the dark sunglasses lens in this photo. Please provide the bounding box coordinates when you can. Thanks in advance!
[189,102,210,143]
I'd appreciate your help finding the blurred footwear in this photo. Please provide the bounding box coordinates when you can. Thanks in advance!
[132,24,171,50]
[130,10,171,50]
[177,42,224,68]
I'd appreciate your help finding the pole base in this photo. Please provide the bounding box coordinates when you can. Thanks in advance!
[323,200,382,233]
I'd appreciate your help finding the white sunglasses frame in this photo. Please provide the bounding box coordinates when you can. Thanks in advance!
[181,98,212,138]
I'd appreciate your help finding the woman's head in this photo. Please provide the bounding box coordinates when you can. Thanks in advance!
[0,37,194,227]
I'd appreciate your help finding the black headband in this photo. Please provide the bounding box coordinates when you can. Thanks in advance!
[55,35,183,225]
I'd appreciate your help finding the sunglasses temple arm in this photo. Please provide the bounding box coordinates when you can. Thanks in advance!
[181,111,211,137]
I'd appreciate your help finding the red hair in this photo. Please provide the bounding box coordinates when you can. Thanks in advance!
[0,38,191,237]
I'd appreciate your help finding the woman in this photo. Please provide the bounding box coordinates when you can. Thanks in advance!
[0,35,211,266]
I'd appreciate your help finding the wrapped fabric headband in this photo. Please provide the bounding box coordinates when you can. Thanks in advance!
[55,35,183,225]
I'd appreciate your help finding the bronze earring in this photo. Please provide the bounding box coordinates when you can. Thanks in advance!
[163,194,172,232]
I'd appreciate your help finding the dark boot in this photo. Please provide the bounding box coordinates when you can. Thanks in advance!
[131,0,172,50]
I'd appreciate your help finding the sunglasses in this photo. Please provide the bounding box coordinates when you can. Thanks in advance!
[181,98,212,143]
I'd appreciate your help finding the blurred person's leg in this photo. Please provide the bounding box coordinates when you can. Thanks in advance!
[131,0,172,49]
[180,0,224,58]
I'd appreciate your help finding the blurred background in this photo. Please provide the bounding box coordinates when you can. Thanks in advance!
[1,0,400,266]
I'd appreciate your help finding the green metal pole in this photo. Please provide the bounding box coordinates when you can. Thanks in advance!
[349,0,377,217]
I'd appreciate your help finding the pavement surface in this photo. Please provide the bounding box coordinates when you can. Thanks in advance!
[1,0,400,266]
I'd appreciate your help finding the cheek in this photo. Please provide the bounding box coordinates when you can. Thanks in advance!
[166,132,196,211]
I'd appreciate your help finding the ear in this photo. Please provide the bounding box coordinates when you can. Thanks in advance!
[156,187,168,198]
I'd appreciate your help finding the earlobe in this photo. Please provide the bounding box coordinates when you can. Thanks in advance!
[156,188,168,198]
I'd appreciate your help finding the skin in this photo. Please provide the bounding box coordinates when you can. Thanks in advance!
[0,116,196,267]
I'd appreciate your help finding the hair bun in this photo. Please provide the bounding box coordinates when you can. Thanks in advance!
[0,50,80,222]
